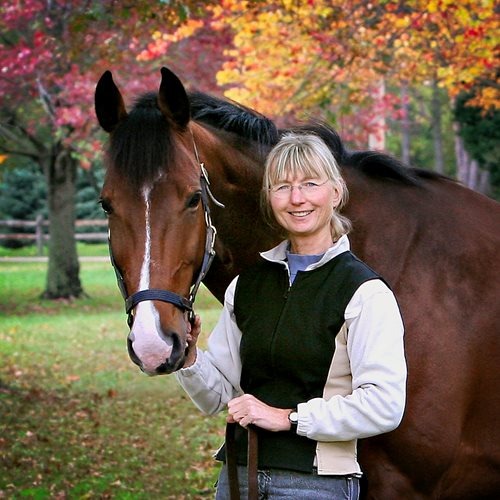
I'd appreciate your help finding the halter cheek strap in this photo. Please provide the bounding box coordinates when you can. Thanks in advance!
[187,163,223,309]
[109,137,224,328]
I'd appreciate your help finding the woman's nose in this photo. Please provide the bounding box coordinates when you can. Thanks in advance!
[290,185,306,203]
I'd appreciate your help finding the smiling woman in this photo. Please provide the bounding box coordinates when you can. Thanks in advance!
[263,133,349,254]
[177,132,406,499]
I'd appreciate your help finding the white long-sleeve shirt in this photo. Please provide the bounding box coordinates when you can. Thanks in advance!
[176,235,407,444]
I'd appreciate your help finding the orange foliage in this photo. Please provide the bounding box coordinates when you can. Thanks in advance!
[140,0,498,122]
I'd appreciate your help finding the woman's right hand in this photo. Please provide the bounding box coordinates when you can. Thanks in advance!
[183,314,201,368]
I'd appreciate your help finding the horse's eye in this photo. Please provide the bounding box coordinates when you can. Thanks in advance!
[187,192,202,209]
[99,198,113,215]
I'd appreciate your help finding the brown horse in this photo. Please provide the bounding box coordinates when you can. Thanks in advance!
[95,67,500,499]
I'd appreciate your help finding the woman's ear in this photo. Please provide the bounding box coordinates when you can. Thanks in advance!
[332,185,342,209]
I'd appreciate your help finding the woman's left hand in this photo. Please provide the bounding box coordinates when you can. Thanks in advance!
[227,394,292,432]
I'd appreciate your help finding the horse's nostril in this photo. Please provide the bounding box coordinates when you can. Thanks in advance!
[127,337,142,368]
[156,363,169,374]
[153,330,185,374]
[169,331,184,365]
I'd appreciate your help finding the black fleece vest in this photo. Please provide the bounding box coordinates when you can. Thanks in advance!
[218,250,379,473]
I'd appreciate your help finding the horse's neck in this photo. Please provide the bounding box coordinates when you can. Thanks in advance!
[342,166,499,291]
[202,139,279,302]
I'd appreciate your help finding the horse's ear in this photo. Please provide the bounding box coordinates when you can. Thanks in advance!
[158,67,190,129]
[95,70,128,133]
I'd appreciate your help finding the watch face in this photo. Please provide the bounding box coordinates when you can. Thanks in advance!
[289,411,298,424]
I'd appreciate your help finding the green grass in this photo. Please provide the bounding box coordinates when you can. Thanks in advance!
[0,250,226,499]
[0,242,110,258]
[0,260,122,316]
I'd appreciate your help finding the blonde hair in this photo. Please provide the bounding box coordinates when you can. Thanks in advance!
[261,132,352,238]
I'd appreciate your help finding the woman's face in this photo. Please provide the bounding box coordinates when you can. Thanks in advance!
[269,172,341,245]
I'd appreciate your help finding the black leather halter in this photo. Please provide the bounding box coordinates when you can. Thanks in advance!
[109,136,224,328]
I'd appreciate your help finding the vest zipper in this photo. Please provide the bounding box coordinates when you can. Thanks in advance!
[271,272,293,368]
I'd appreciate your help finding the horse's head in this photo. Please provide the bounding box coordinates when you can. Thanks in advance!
[95,67,217,375]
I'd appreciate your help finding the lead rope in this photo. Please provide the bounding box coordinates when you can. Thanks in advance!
[247,427,259,499]
[226,424,259,500]
[226,424,240,500]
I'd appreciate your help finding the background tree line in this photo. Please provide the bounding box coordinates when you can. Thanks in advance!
[0,163,105,246]
[0,0,498,299]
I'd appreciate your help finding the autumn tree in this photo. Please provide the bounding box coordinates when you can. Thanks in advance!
[381,0,498,188]
[0,0,225,299]
[143,0,498,191]
[2,0,496,302]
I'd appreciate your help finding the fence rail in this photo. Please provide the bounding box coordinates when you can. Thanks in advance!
[0,217,108,255]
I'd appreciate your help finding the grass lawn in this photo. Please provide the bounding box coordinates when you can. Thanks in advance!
[0,242,111,258]
[0,246,226,499]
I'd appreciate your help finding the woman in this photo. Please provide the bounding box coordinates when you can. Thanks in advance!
[176,132,407,499]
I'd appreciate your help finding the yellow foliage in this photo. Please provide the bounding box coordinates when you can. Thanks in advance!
[140,0,499,113]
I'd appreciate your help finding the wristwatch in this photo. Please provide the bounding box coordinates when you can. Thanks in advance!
[288,409,298,428]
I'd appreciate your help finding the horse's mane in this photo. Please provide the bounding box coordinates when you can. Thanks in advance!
[189,93,444,186]
[189,91,279,147]
[110,89,445,189]
[287,122,439,186]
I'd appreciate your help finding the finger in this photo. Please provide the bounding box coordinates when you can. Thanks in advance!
[239,415,254,428]
[191,316,202,339]
[228,394,246,408]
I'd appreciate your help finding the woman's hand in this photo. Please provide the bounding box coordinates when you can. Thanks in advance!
[227,394,292,432]
[183,314,201,368]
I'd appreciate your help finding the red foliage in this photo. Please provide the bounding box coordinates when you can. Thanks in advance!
[0,0,227,166]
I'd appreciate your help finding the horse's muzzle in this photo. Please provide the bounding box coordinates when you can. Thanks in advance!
[127,331,185,376]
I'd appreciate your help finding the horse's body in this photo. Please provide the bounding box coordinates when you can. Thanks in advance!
[95,67,500,498]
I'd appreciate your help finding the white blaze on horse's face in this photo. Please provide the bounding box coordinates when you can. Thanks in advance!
[129,184,176,375]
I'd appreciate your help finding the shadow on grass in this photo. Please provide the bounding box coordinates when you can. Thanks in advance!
[0,371,226,499]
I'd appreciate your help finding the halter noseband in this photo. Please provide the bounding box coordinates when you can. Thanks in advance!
[109,136,224,328]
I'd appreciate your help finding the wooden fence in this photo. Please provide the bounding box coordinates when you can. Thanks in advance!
[0,217,108,255]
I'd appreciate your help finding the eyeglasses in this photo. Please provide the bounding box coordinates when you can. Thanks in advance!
[269,180,330,198]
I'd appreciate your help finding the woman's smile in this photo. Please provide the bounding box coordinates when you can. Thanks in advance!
[289,209,313,217]
[270,174,341,251]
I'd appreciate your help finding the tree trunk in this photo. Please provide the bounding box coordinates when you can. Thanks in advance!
[454,125,471,186]
[400,83,411,165]
[368,78,386,151]
[42,146,83,299]
[453,123,490,193]
[431,79,445,174]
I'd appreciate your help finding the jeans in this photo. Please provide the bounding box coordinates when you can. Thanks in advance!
[215,464,360,499]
